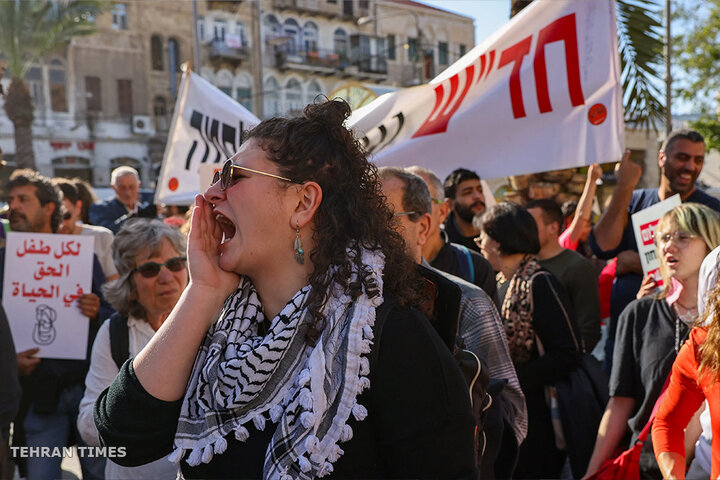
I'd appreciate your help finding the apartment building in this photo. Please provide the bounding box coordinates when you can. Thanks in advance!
[0,0,474,190]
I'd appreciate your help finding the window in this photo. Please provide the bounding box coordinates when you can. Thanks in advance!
[438,42,448,65]
[49,59,67,112]
[197,17,205,41]
[112,3,127,30]
[303,22,318,53]
[387,34,396,60]
[306,80,323,105]
[359,0,369,8]
[151,35,163,71]
[327,0,337,3]
[343,0,353,16]
[213,19,227,41]
[153,96,167,132]
[25,65,44,111]
[459,44,467,58]
[85,76,102,112]
[117,79,133,116]
[333,28,347,57]
[216,70,233,98]
[168,38,181,72]
[263,76,280,118]
[264,14,281,38]
[235,21,247,46]
[283,19,300,54]
[285,78,303,113]
[407,37,418,62]
[235,87,251,111]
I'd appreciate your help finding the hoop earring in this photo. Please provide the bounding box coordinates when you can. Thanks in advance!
[294,224,305,265]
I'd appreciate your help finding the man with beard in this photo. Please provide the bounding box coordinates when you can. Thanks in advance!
[4,169,109,480]
[590,129,720,370]
[408,166,498,305]
[379,167,527,477]
[443,168,487,254]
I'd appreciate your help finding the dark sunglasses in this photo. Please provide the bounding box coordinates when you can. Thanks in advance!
[132,256,187,278]
[212,159,298,191]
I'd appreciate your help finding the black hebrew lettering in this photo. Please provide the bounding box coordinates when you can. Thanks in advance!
[185,110,245,170]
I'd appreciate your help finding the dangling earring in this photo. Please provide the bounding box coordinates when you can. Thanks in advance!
[294,224,305,265]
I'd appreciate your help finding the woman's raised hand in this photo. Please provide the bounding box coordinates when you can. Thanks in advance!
[187,194,240,302]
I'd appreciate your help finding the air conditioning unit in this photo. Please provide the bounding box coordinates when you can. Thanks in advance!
[131,115,153,135]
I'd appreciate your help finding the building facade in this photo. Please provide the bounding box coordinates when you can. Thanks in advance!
[0,0,474,194]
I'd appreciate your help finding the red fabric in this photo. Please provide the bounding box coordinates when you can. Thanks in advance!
[558,228,578,251]
[652,327,720,479]
[597,258,616,320]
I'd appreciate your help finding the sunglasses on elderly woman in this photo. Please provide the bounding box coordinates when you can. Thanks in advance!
[212,159,298,191]
[132,256,187,278]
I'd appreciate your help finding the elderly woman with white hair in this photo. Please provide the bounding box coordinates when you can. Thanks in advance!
[77,219,188,479]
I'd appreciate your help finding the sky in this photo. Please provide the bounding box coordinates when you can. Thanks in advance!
[419,0,512,45]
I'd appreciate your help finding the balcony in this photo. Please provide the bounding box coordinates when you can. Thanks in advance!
[204,39,249,66]
[268,45,343,75]
[271,0,343,18]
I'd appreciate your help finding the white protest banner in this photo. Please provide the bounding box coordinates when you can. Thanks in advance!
[631,194,681,287]
[3,233,94,359]
[348,0,624,181]
[155,64,260,205]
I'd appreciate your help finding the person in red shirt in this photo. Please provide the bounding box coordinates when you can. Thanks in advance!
[652,324,720,478]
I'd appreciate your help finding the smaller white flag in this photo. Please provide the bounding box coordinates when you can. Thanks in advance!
[155,66,260,205]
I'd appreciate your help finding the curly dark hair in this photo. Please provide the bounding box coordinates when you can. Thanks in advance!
[7,169,63,233]
[246,99,424,336]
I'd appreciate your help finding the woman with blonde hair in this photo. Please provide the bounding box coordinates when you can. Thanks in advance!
[653,225,720,478]
[584,203,720,479]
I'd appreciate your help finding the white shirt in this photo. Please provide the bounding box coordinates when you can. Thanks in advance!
[78,315,178,479]
[79,224,118,279]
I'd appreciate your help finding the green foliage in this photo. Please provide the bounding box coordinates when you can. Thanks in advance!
[673,0,720,112]
[616,0,666,131]
[690,117,720,152]
[0,0,104,80]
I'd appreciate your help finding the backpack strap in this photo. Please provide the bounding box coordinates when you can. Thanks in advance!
[452,244,475,284]
[108,312,130,370]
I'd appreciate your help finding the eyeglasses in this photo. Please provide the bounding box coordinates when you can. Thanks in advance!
[132,256,187,278]
[393,211,417,217]
[212,159,297,191]
[655,231,697,248]
[431,198,444,205]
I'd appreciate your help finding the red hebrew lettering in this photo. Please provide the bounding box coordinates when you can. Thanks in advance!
[639,219,659,246]
[534,13,585,113]
[477,54,487,84]
[412,64,475,139]
[498,36,532,118]
[485,50,495,80]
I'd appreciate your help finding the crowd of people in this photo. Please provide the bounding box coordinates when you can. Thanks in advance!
[0,99,719,480]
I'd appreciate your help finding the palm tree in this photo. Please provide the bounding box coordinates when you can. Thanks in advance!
[511,0,665,131]
[0,0,104,170]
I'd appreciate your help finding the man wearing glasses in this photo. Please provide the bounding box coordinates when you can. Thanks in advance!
[407,166,498,306]
[2,169,109,480]
[89,166,156,233]
[378,166,526,477]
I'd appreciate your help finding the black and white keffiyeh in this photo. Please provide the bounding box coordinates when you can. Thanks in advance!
[170,248,384,479]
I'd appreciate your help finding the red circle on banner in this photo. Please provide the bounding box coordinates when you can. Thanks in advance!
[168,177,179,191]
[588,103,607,125]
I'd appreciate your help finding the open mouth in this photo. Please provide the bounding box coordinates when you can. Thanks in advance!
[665,256,678,267]
[215,214,236,244]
